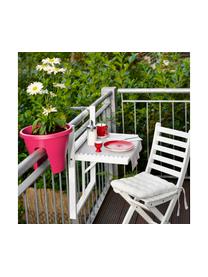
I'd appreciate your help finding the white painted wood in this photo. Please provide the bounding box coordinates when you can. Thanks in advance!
[75,133,142,165]
[149,163,181,177]
[77,180,96,213]
[145,122,161,173]
[154,145,186,158]
[123,206,135,224]
[111,122,190,224]
[158,125,189,138]
[152,154,183,168]
[135,206,157,224]
[156,135,187,148]
[84,162,97,174]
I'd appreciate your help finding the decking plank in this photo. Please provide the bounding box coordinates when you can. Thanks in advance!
[94,180,190,224]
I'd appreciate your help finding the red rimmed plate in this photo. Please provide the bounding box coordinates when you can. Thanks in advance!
[103,140,134,152]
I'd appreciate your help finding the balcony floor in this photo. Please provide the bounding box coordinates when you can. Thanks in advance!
[94,180,190,224]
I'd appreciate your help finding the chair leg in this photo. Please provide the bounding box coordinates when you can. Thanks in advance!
[122,205,135,224]
[150,207,170,224]
[135,206,156,224]
[161,196,178,224]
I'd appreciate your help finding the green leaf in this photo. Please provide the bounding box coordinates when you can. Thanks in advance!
[39,125,46,135]
[32,118,40,133]
[128,53,137,64]
[54,117,66,128]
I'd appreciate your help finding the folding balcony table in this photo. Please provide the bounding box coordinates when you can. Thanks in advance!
[68,130,142,221]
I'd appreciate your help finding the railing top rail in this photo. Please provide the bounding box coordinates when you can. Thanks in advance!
[18,148,46,178]
[69,90,112,126]
[118,88,190,94]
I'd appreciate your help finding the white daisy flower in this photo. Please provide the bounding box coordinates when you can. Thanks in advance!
[163,60,170,66]
[36,64,48,71]
[42,106,57,116]
[44,65,55,74]
[52,67,60,75]
[53,83,66,89]
[42,57,61,65]
[27,82,44,95]
[58,67,66,73]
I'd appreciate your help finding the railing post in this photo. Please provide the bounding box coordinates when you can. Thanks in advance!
[68,126,79,223]
[101,87,118,179]
[101,87,117,133]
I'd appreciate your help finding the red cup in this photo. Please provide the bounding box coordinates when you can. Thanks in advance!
[96,123,108,137]
[95,141,103,152]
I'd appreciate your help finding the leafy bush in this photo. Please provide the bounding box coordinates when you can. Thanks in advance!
[18,52,190,161]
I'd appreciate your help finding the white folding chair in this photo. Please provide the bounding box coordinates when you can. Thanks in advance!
[111,122,190,224]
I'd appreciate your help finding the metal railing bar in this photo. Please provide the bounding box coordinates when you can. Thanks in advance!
[121,93,125,133]
[18,148,46,177]
[81,161,85,193]
[69,109,89,126]
[83,204,87,224]
[185,102,188,132]
[101,163,104,191]
[59,173,65,224]
[76,162,80,190]
[95,180,98,207]
[97,164,101,198]
[86,181,111,224]
[172,102,175,130]
[65,164,70,221]
[122,100,190,103]
[86,162,90,219]
[91,90,112,107]
[121,93,126,176]
[146,103,149,159]
[159,102,162,123]
[134,102,137,134]
[74,102,111,139]
[172,102,176,171]
[159,102,162,177]
[18,160,50,196]
[70,91,112,125]
[34,181,39,224]
[51,173,57,224]
[77,164,80,201]
[87,196,90,222]
[43,174,49,224]
[118,88,190,93]
[23,192,29,224]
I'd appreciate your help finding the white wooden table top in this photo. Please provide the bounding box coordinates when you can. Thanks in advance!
[75,133,142,165]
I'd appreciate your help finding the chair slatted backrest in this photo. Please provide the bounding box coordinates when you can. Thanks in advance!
[146,123,190,188]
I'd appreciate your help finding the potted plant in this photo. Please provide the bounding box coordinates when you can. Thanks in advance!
[19,57,73,174]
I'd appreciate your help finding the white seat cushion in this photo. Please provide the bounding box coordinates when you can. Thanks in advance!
[111,172,177,199]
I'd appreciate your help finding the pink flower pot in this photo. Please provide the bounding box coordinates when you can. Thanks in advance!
[20,124,73,174]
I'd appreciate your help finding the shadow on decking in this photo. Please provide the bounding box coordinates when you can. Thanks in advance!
[94,180,190,224]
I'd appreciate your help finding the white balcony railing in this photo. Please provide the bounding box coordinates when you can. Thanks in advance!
[18,87,190,224]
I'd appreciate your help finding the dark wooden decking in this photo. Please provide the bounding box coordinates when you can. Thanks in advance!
[94,180,190,224]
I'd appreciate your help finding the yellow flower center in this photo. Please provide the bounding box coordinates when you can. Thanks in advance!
[33,86,38,91]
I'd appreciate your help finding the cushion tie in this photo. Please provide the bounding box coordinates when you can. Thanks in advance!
[177,187,188,216]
